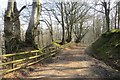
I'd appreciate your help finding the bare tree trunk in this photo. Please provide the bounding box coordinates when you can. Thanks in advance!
[66,25,72,43]
[101,1,110,32]
[118,1,120,29]
[25,0,40,48]
[115,5,117,29]
[13,2,21,42]
[105,11,110,32]
[4,0,16,69]
[60,3,65,45]
[103,2,110,32]
[4,1,25,53]
[4,1,14,54]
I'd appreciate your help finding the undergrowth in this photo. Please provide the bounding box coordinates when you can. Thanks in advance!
[88,29,120,70]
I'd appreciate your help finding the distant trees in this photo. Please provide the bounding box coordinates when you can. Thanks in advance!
[84,0,120,45]
[94,1,120,32]
[92,0,111,32]
[74,19,89,43]
[51,2,65,44]
[102,0,111,32]
[64,2,90,43]
[51,2,90,44]
[114,1,120,29]
[41,7,54,42]
[95,0,120,31]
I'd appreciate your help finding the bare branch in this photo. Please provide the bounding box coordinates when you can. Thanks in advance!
[19,6,26,13]
[91,7,105,14]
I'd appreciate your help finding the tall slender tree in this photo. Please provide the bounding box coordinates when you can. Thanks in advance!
[60,2,65,44]
[118,1,120,29]
[102,0,111,32]
[92,0,111,32]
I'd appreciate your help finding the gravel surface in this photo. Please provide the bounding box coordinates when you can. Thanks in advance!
[24,47,120,79]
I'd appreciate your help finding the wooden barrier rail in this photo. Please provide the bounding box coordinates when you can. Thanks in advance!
[0,42,62,74]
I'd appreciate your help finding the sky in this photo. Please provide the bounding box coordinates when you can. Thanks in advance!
[0,0,119,13]
[0,0,119,16]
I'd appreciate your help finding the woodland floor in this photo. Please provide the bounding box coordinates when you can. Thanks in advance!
[3,45,120,79]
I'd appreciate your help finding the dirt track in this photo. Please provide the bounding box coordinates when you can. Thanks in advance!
[20,46,120,79]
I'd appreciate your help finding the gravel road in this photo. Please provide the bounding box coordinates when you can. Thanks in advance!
[24,47,120,79]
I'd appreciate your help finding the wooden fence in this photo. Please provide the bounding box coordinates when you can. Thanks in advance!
[0,42,62,75]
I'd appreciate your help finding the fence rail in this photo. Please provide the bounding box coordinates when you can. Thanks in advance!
[0,42,62,74]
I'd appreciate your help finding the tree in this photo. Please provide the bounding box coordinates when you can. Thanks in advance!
[115,3,117,29]
[64,2,90,43]
[73,19,89,43]
[41,7,54,42]
[92,0,111,32]
[64,2,77,43]
[102,0,111,32]
[60,2,65,44]
[4,0,26,53]
[51,2,90,43]
[51,2,66,44]
[4,0,15,54]
[25,0,40,48]
[118,1,120,29]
